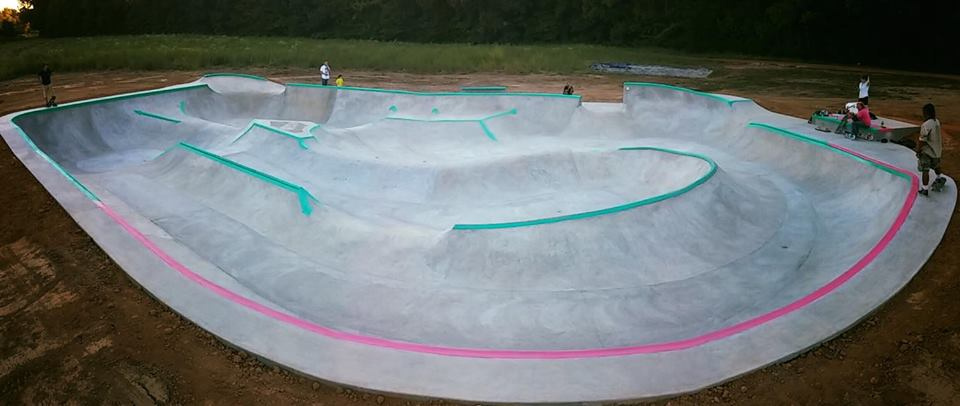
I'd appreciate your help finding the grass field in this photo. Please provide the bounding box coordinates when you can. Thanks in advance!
[0,35,717,81]
[5,35,957,104]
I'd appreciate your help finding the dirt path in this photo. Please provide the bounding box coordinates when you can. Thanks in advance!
[1,68,958,405]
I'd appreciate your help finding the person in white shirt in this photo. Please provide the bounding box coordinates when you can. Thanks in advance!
[320,61,331,86]
[858,75,870,105]
[917,103,945,196]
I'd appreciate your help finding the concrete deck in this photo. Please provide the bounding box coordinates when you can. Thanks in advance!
[1,75,954,403]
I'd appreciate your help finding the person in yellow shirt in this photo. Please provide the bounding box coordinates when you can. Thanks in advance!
[335,74,344,87]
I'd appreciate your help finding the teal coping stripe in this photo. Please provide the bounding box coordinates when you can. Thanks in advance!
[386,116,500,141]
[13,84,209,121]
[231,121,318,149]
[134,109,182,124]
[288,83,581,100]
[482,108,518,121]
[478,121,497,141]
[746,122,908,180]
[809,114,885,135]
[12,126,100,201]
[623,82,751,108]
[386,108,517,142]
[8,84,212,202]
[452,147,717,230]
[203,73,269,81]
[176,142,319,216]
[747,122,828,147]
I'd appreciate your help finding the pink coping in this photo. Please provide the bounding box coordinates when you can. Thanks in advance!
[93,143,918,359]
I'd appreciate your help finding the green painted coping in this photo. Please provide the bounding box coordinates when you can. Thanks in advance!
[134,109,182,124]
[478,121,497,141]
[203,73,269,81]
[176,142,319,216]
[461,86,508,92]
[746,122,908,180]
[809,114,883,135]
[13,84,209,121]
[623,82,751,108]
[9,83,212,202]
[385,117,499,142]
[231,121,318,150]
[452,147,718,230]
[12,126,100,201]
[386,108,516,142]
[482,108,518,121]
[288,83,581,100]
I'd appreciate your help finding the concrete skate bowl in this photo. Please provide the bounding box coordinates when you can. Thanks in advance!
[1,74,954,403]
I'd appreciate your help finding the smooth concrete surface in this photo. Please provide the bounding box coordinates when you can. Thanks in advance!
[1,75,954,403]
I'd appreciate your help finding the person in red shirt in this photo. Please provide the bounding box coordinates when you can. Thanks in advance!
[846,101,872,139]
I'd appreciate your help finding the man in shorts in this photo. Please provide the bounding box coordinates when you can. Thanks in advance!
[38,64,56,107]
[917,103,945,196]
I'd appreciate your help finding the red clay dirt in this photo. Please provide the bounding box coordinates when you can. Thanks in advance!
[0,69,958,405]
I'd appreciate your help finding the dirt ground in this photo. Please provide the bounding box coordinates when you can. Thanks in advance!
[1,66,959,405]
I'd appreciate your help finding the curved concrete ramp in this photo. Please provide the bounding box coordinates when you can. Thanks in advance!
[1,75,954,403]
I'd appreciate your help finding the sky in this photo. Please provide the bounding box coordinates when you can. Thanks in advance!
[0,0,19,10]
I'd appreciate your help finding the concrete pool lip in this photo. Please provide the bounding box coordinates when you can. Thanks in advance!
[1,75,955,403]
[452,146,718,229]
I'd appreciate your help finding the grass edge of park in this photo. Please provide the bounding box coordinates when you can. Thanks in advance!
[0,34,753,81]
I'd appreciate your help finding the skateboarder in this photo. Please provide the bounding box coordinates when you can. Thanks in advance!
[335,74,344,87]
[320,61,331,86]
[38,64,56,107]
[917,103,945,196]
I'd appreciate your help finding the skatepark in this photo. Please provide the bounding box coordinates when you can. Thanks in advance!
[0,74,955,403]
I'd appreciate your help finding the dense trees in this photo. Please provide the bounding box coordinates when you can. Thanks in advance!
[14,0,960,72]
[0,7,24,37]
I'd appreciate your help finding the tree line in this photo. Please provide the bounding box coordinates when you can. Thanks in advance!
[13,0,960,73]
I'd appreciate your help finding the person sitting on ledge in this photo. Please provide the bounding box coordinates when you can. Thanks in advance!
[836,101,872,139]
[850,101,872,137]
